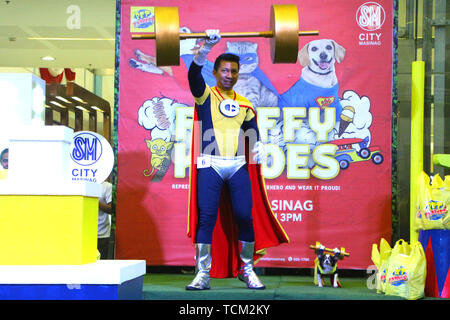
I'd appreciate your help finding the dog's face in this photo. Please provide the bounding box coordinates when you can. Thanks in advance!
[319,253,336,268]
[298,39,345,74]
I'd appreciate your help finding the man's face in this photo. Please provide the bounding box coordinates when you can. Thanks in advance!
[213,61,239,91]
[1,152,8,169]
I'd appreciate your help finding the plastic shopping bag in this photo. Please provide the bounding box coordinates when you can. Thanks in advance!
[371,238,392,293]
[392,239,411,256]
[416,172,449,230]
[426,174,448,229]
[385,241,426,300]
[415,172,429,230]
[443,176,450,229]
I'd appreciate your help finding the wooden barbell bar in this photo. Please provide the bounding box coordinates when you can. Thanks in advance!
[131,5,319,66]
[133,30,320,40]
[309,243,350,258]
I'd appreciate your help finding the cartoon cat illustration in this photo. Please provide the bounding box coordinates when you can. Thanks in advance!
[143,138,174,179]
[226,41,279,108]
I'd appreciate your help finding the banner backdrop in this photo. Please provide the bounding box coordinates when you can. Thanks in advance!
[116,0,393,269]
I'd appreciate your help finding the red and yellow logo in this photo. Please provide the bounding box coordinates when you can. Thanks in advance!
[315,96,335,109]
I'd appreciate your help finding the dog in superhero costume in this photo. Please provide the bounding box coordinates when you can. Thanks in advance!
[280,39,346,121]
[314,245,342,288]
[186,30,289,290]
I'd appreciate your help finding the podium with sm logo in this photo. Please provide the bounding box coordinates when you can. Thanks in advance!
[0,125,145,300]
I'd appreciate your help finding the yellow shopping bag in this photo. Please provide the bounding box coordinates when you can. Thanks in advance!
[371,238,391,293]
[426,174,448,229]
[392,239,411,256]
[385,241,426,300]
[416,172,449,230]
[443,176,450,229]
[415,172,430,231]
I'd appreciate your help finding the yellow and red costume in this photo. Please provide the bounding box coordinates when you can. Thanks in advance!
[186,63,289,278]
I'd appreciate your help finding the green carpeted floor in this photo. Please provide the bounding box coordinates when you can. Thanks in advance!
[142,273,407,300]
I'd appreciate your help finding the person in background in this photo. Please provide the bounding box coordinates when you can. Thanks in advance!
[1,148,8,170]
[98,179,113,259]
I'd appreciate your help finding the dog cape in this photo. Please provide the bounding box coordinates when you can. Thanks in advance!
[187,105,289,278]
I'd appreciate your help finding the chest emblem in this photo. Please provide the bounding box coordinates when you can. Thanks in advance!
[315,96,335,109]
[218,99,240,118]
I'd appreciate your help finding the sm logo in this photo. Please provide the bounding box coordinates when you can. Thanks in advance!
[71,132,103,166]
[356,2,386,31]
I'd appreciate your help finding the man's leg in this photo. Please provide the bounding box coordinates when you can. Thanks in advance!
[186,167,223,290]
[97,237,109,260]
[227,165,254,241]
[227,166,265,289]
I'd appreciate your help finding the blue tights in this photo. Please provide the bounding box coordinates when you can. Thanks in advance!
[195,165,254,244]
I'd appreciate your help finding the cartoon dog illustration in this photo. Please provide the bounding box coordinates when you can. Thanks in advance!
[280,39,346,121]
[278,39,346,168]
[298,39,345,89]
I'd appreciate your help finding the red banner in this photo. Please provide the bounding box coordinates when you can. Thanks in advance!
[116,0,393,269]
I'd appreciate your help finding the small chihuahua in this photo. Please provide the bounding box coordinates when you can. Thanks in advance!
[314,245,341,288]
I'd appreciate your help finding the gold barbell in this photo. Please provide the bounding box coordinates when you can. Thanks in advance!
[131,5,319,66]
[309,241,350,260]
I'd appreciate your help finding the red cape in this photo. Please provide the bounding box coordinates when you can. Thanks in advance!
[187,105,289,278]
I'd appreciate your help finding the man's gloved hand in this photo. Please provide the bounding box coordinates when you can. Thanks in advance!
[252,141,266,164]
[204,29,221,48]
[194,29,221,66]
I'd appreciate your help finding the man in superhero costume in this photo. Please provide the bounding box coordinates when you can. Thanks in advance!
[186,30,289,290]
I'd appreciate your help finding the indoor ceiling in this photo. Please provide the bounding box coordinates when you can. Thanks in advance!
[0,0,116,69]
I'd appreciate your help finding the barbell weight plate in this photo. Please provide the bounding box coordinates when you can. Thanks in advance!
[270,4,299,64]
[155,6,180,66]
[133,5,313,66]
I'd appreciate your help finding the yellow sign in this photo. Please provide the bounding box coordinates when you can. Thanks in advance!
[130,7,155,33]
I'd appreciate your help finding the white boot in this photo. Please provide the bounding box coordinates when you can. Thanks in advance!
[237,241,265,290]
[186,243,211,290]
